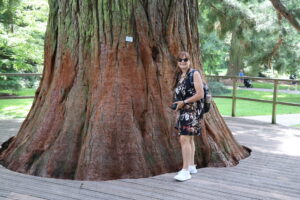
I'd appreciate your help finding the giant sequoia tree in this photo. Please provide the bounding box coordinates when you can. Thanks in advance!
[0,0,250,181]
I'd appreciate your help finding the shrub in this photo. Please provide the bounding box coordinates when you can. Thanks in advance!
[207,81,231,96]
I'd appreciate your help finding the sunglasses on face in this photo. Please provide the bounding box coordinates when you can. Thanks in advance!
[178,58,189,62]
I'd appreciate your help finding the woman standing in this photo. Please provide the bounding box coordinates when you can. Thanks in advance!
[172,51,204,181]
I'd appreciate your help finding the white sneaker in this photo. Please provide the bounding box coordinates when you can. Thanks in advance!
[174,169,191,181]
[188,165,197,174]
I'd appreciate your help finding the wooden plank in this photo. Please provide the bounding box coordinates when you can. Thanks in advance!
[0,179,84,200]
[206,75,300,83]
[276,101,300,106]
[5,192,46,200]
[214,96,300,107]
[211,96,232,99]
[2,167,189,200]
[0,190,14,200]
[0,96,35,99]
[152,171,300,200]
[121,177,251,200]
[233,97,273,104]
[196,167,300,193]
[81,179,180,200]
[150,175,260,200]
[0,73,42,77]
[101,180,201,200]
[0,118,300,200]
[0,185,57,200]
[0,171,126,200]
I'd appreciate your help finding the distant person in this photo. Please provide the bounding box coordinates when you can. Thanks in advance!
[289,74,296,85]
[258,72,266,78]
[238,70,244,86]
[238,70,244,78]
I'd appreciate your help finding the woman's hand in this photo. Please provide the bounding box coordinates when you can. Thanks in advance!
[174,101,185,111]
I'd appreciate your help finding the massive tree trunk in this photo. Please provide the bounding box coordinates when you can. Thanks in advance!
[0,0,250,181]
[226,30,245,76]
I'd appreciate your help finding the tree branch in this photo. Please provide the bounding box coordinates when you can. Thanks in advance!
[267,36,283,69]
[270,0,300,33]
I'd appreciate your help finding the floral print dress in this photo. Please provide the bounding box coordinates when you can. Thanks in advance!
[173,69,203,136]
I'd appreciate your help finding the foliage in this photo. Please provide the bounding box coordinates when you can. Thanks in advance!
[0,0,48,91]
[0,0,21,27]
[199,0,300,78]
[199,0,256,75]
[207,81,231,95]
[199,30,229,75]
[244,0,300,77]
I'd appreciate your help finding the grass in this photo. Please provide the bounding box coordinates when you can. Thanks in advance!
[0,88,36,96]
[217,88,300,104]
[0,99,34,119]
[252,82,300,91]
[0,88,36,119]
[215,87,300,116]
[241,89,300,103]
[214,98,300,116]
[0,87,299,119]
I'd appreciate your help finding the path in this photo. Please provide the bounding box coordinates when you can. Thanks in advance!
[0,118,299,200]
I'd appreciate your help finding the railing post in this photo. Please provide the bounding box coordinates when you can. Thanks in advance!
[272,80,278,124]
[232,78,237,117]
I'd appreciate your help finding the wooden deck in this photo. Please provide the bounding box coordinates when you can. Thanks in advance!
[0,117,300,200]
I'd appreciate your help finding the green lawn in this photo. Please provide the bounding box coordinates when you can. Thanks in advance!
[219,88,300,104]
[0,99,34,119]
[0,88,300,119]
[252,82,300,91]
[0,88,36,96]
[215,87,300,116]
[214,98,300,116]
[0,88,36,119]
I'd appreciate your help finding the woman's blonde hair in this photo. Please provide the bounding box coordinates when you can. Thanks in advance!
[172,51,191,89]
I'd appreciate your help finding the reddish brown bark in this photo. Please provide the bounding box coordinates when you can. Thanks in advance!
[267,12,283,69]
[0,0,250,181]
[270,0,300,33]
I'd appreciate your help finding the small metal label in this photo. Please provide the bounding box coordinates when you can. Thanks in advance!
[125,36,133,42]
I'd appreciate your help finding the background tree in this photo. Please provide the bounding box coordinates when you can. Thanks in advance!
[199,0,256,76]
[270,0,300,32]
[244,0,300,76]
[0,0,20,31]
[199,0,300,77]
[0,0,250,181]
[0,0,48,93]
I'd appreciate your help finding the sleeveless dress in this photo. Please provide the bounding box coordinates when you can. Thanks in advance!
[173,69,202,136]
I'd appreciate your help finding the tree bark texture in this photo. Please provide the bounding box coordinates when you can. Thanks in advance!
[226,31,245,76]
[0,0,250,181]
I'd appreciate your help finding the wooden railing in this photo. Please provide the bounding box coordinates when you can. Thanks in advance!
[1,73,300,124]
[206,75,300,124]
